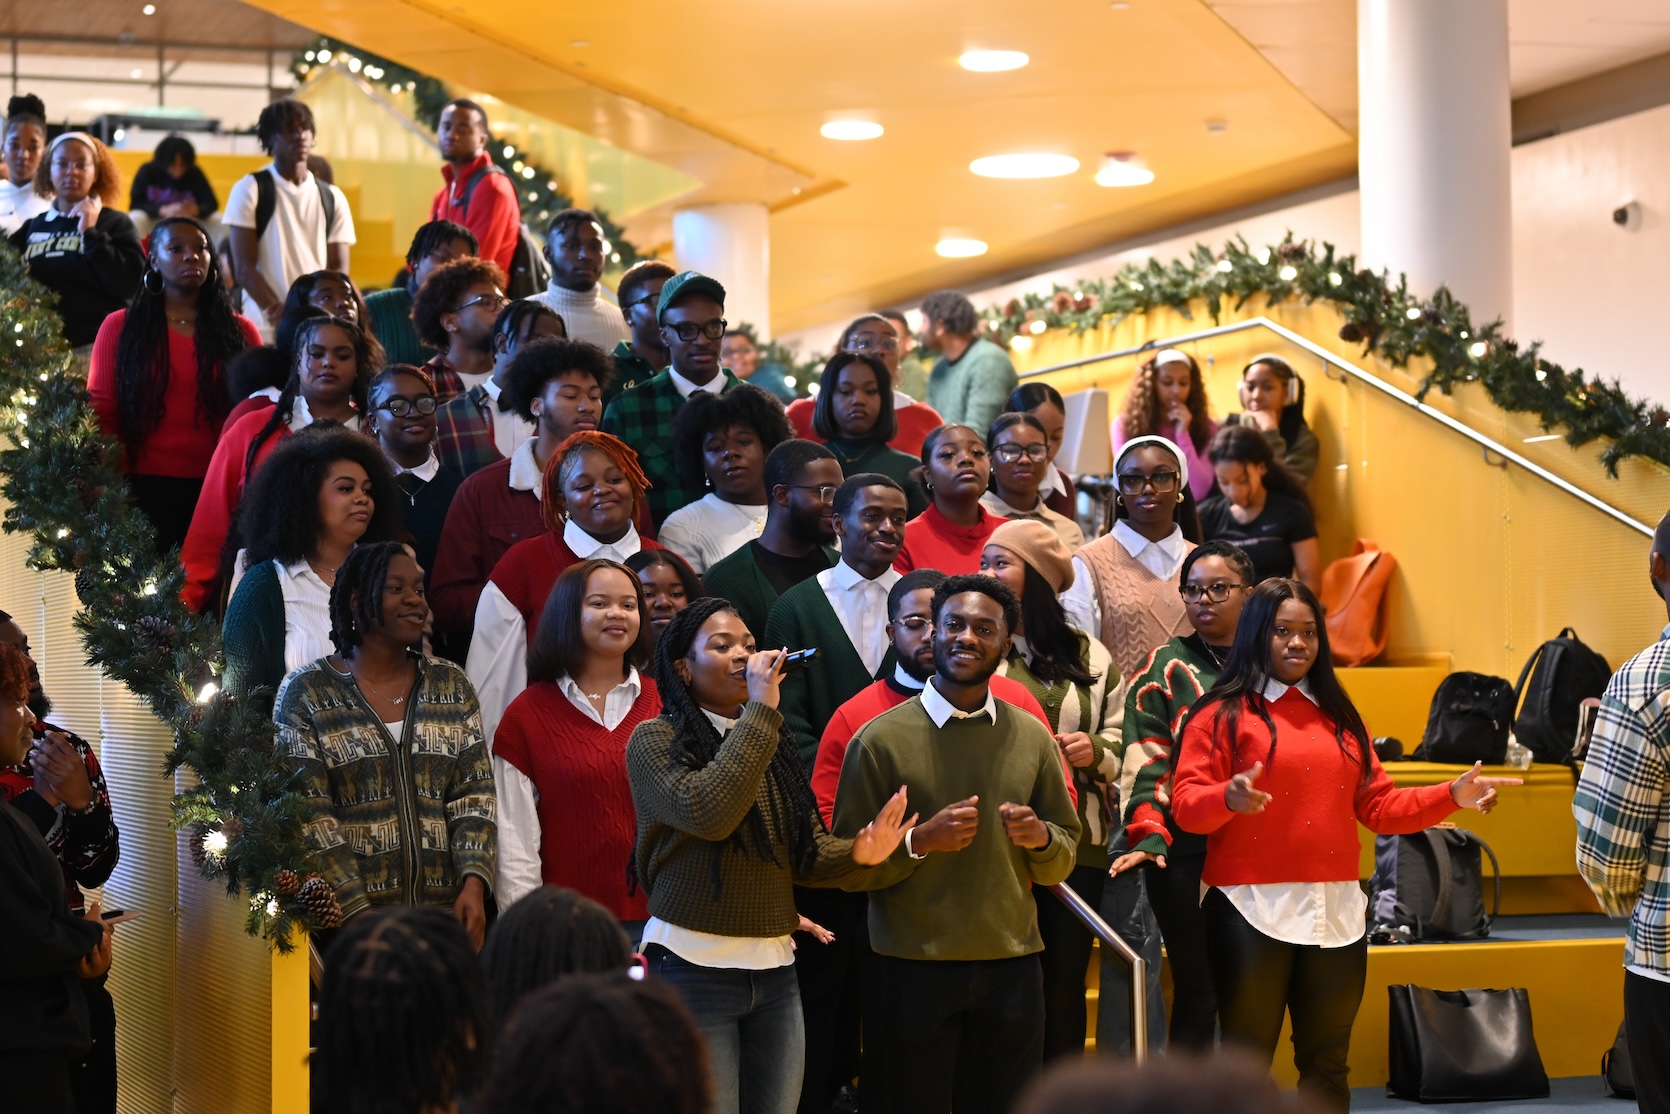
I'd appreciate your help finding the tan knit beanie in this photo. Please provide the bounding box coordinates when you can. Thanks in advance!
[987,519,1075,593]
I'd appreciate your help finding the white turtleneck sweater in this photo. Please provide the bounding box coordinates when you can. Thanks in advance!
[527,280,630,350]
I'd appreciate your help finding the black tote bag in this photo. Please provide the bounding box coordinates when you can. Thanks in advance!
[1387,985,1550,1102]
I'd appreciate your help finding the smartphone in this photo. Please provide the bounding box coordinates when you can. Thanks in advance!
[778,648,821,675]
[99,908,141,926]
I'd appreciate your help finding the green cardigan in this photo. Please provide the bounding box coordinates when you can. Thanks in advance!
[825,438,928,517]
[222,560,287,704]
[764,574,897,771]
[702,541,840,646]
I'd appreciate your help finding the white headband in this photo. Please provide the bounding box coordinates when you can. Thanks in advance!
[1114,433,1189,493]
[48,131,98,156]
[1153,347,1192,368]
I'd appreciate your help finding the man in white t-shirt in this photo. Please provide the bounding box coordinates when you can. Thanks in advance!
[223,98,356,330]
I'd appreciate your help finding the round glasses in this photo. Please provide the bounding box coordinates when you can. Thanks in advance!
[993,442,1049,464]
[379,395,439,417]
[1117,469,1181,495]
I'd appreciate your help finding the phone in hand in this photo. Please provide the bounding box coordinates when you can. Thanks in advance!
[99,908,141,926]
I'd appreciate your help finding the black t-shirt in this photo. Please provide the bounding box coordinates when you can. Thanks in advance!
[1197,491,1317,585]
[750,540,835,596]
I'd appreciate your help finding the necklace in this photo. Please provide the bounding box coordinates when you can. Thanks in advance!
[167,313,195,330]
[357,670,413,705]
[1200,639,1230,670]
[306,558,338,585]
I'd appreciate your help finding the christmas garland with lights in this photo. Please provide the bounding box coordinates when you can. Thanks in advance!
[292,37,646,271]
[981,235,1670,475]
[0,248,334,950]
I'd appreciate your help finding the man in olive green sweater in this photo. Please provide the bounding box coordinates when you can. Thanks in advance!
[833,573,1079,1114]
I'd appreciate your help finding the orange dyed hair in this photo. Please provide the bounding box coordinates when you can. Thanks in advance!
[541,430,652,534]
[0,642,31,704]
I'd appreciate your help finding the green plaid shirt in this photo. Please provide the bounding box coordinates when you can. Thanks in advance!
[1575,628,1670,976]
[606,339,662,411]
[601,366,739,529]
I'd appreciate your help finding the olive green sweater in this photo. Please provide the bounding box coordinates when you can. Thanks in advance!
[833,696,1080,961]
[626,701,874,938]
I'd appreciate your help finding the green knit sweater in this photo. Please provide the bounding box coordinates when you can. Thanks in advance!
[764,576,897,771]
[626,701,873,938]
[824,439,929,517]
[833,696,1080,961]
[702,542,840,644]
[1120,632,1222,858]
[222,560,287,705]
[999,632,1126,869]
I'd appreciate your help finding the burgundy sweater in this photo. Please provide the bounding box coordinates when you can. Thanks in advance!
[428,457,545,635]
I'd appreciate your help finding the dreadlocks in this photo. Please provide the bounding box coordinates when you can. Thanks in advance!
[114,216,247,460]
[646,596,821,895]
[478,886,633,1025]
[540,430,651,535]
[327,541,407,655]
[314,906,490,1114]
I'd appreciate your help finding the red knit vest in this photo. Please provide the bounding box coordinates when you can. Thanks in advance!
[492,533,667,644]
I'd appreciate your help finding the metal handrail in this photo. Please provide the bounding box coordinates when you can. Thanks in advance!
[1021,315,1653,538]
[1049,882,1148,1063]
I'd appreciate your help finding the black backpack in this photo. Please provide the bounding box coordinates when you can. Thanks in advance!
[249,169,337,242]
[1511,628,1612,764]
[455,165,551,300]
[1367,827,1501,942]
[1416,672,1516,765]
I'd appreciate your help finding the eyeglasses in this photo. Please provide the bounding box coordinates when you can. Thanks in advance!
[893,617,931,632]
[993,442,1049,464]
[848,336,899,353]
[668,319,727,342]
[378,395,439,417]
[454,291,508,313]
[784,483,838,502]
[1180,582,1248,604]
[1117,469,1181,495]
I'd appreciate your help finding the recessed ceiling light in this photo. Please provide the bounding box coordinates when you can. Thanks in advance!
[821,120,884,141]
[1205,118,1228,134]
[936,237,988,258]
[970,153,1079,179]
[1094,152,1155,187]
[130,67,143,79]
[141,3,156,13]
[959,50,1029,72]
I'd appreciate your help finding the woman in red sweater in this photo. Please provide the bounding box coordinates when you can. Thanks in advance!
[1172,579,1517,1108]
[87,216,262,551]
[893,423,1002,575]
[492,559,661,926]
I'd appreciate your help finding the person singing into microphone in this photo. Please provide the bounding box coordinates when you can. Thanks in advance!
[1172,579,1519,1110]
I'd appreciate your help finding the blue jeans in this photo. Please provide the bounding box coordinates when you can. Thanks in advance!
[647,946,806,1114]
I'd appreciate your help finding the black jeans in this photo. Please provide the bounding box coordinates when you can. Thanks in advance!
[863,952,1044,1114]
[1203,888,1366,1111]
[792,886,867,1112]
[71,976,117,1114]
[1143,853,1218,1050]
[0,1049,76,1112]
[1035,864,1103,1060]
[1627,970,1670,1114]
[128,474,204,556]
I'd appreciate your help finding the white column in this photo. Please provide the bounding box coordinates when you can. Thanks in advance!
[671,203,771,339]
[1358,0,1513,331]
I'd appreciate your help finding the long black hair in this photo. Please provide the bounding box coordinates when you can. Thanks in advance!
[1014,563,1098,688]
[813,351,898,443]
[478,886,633,1027]
[1185,578,1371,782]
[281,270,383,367]
[114,216,248,460]
[527,559,653,685]
[1242,354,1310,448]
[327,541,412,655]
[646,596,821,895]
[1207,423,1313,513]
[233,426,404,574]
[314,906,490,1114]
[243,315,377,477]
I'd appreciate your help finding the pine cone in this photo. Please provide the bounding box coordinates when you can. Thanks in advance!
[220,816,245,843]
[1051,291,1074,314]
[1073,295,1097,313]
[297,876,343,929]
[188,825,208,868]
[274,869,301,896]
[135,615,176,655]
[1003,298,1022,318]
[1276,241,1308,262]
[74,566,99,605]
[1338,322,1364,343]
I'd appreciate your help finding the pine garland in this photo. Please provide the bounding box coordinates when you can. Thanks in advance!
[980,235,1670,476]
[0,247,322,950]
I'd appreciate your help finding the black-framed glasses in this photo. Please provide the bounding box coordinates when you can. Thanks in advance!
[993,442,1049,464]
[378,395,438,417]
[668,319,727,342]
[1180,583,1248,604]
[1117,469,1181,495]
[454,291,509,313]
[784,483,838,502]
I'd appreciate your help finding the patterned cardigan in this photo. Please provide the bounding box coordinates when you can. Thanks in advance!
[274,653,497,917]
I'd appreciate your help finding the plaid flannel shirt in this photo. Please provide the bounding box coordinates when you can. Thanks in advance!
[433,385,504,479]
[421,353,467,405]
[601,367,739,529]
[1574,629,1670,976]
[606,339,662,411]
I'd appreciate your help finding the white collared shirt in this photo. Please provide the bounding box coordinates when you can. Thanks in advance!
[562,519,642,563]
[480,377,535,461]
[507,437,543,497]
[893,662,926,690]
[920,677,998,726]
[669,366,725,399]
[275,559,335,674]
[289,395,364,434]
[390,450,441,482]
[558,668,643,731]
[818,561,901,676]
[1215,674,1365,949]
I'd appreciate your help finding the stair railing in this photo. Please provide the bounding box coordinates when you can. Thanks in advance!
[1050,882,1149,1063]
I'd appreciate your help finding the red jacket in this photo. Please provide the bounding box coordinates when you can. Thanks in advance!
[1172,688,1456,886]
[428,457,545,636]
[786,396,944,460]
[430,152,521,277]
[180,408,294,612]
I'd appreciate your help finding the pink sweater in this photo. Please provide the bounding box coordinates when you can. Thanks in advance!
[1112,415,1217,501]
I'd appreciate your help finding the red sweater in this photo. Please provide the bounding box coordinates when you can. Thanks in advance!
[786,396,945,459]
[493,679,661,919]
[489,531,666,643]
[428,458,545,635]
[180,408,294,612]
[430,152,522,277]
[893,502,1004,575]
[811,676,1064,826]
[87,309,263,477]
[1171,688,1457,886]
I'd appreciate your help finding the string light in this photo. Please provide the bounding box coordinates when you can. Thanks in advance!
[202,829,229,857]
[1278,265,1298,281]
[197,681,219,703]
[1405,306,1423,320]
[1028,319,1048,335]
[1329,272,1342,286]
[1217,259,1233,273]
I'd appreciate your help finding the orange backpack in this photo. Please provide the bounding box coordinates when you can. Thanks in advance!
[1320,539,1397,667]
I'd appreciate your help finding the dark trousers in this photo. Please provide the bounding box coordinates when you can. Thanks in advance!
[128,474,204,556]
[1627,970,1670,1114]
[1204,888,1366,1111]
[1096,857,1168,1057]
[0,1049,77,1113]
[71,977,117,1114]
[793,886,867,1113]
[863,952,1044,1114]
[1143,853,1218,1050]
[1035,864,1102,1059]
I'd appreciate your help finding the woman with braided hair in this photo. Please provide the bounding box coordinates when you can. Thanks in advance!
[479,885,635,1025]
[626,595,914,1114]
[87,216,262,551]
[274,542,496,947]
[466,430,666,752]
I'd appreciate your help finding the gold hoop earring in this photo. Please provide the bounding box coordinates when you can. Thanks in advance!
[1176,492,1185,503]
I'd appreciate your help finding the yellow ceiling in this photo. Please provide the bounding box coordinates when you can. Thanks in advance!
[239,0,1355,332]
